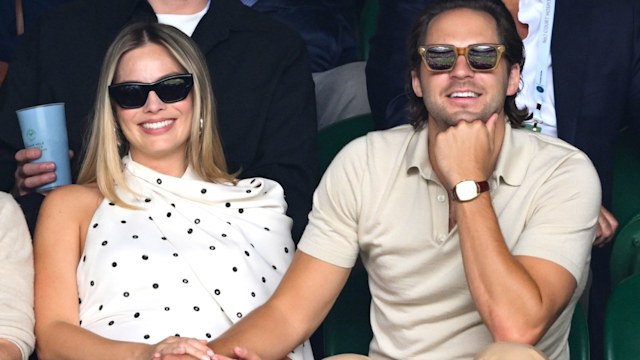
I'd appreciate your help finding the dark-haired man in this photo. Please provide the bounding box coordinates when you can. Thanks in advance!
[366,2,640,357]
[206,0,599,359]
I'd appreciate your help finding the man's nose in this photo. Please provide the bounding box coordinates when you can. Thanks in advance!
[450,54,474,78]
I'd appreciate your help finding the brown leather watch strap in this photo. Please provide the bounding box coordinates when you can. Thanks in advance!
[476,180,490,194]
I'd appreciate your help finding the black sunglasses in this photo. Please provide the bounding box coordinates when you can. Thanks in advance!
[418,44,505,72]
[109,73,194,109]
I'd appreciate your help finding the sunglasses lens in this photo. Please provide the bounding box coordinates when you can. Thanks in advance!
[110,85,148,109]
[155,76,193,104]
[468,45,499,70]
[426,46,456,71]
[109,74,193,109]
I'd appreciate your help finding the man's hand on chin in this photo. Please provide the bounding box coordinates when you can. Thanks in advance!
[432,113,500,189]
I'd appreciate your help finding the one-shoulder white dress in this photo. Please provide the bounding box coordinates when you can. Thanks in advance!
[77,156,313,359]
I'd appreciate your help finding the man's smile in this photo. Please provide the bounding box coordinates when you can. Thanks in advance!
[448,91,480,98]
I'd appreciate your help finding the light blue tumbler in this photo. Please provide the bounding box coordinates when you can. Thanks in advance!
[17,103,72,191]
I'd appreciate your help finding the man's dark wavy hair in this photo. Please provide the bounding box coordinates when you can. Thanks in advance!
[406,0,530,129]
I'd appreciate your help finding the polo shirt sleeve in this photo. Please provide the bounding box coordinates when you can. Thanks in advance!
[297,137,367,268]
[511,151,600,283]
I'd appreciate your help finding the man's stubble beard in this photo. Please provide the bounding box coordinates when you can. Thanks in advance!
[426,99,498,130]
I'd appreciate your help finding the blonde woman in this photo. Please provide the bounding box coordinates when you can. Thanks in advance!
[34,22,311,360]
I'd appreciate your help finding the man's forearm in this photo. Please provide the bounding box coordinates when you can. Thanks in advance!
[455,194,573,344]
[209,252,350,359]
[209,302,300,360]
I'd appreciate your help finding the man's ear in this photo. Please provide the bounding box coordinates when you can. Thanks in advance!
[506,63,521,96]
[411,70,424,98]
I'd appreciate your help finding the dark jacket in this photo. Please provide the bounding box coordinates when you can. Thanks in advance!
[551,0,640,208]
[0,0,318,242]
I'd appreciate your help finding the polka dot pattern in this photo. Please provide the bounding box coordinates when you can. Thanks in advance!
[76,158,309,358]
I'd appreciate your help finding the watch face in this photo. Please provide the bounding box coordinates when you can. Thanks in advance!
[455,181,478,201]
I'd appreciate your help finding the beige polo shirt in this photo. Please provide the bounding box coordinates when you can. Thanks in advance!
[299,124,600,360]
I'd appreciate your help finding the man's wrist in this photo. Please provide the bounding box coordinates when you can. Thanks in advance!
[450,180,490,202]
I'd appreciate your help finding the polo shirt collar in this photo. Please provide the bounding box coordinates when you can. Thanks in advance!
[493,122,529,187]
[405,126,438,182]
[405,121,530,187]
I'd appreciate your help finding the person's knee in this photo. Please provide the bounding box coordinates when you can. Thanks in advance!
[475,342,548,360]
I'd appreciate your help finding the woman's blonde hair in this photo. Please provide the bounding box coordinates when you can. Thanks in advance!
[78,22,234,207]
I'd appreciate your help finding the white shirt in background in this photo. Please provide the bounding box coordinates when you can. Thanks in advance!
[156,0,211,37]
[516,0,558,137]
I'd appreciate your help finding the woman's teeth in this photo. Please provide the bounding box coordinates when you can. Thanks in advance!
[141,120,174,129]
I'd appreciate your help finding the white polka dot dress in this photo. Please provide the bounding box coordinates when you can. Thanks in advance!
[77,156,313,359]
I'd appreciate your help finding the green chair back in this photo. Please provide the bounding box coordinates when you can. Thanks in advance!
[359,0,379,60]
[318,113,375,173]
[569,304,590,360]
[612,129,640,227]
[604,272,640,360]
[322,265,372,356]
[318,113,374,356]
[610,212,640,287]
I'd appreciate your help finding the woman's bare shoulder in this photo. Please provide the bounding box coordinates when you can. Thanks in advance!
[35,184,104,253]
[40,183,103,217]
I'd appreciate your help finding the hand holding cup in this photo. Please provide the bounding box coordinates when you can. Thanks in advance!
[16,103,72,194]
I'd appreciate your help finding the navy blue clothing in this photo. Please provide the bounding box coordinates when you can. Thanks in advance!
[0,0,18,62]
[251,0,362,72]
[0,0,73,62]
[365,0,433,130]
